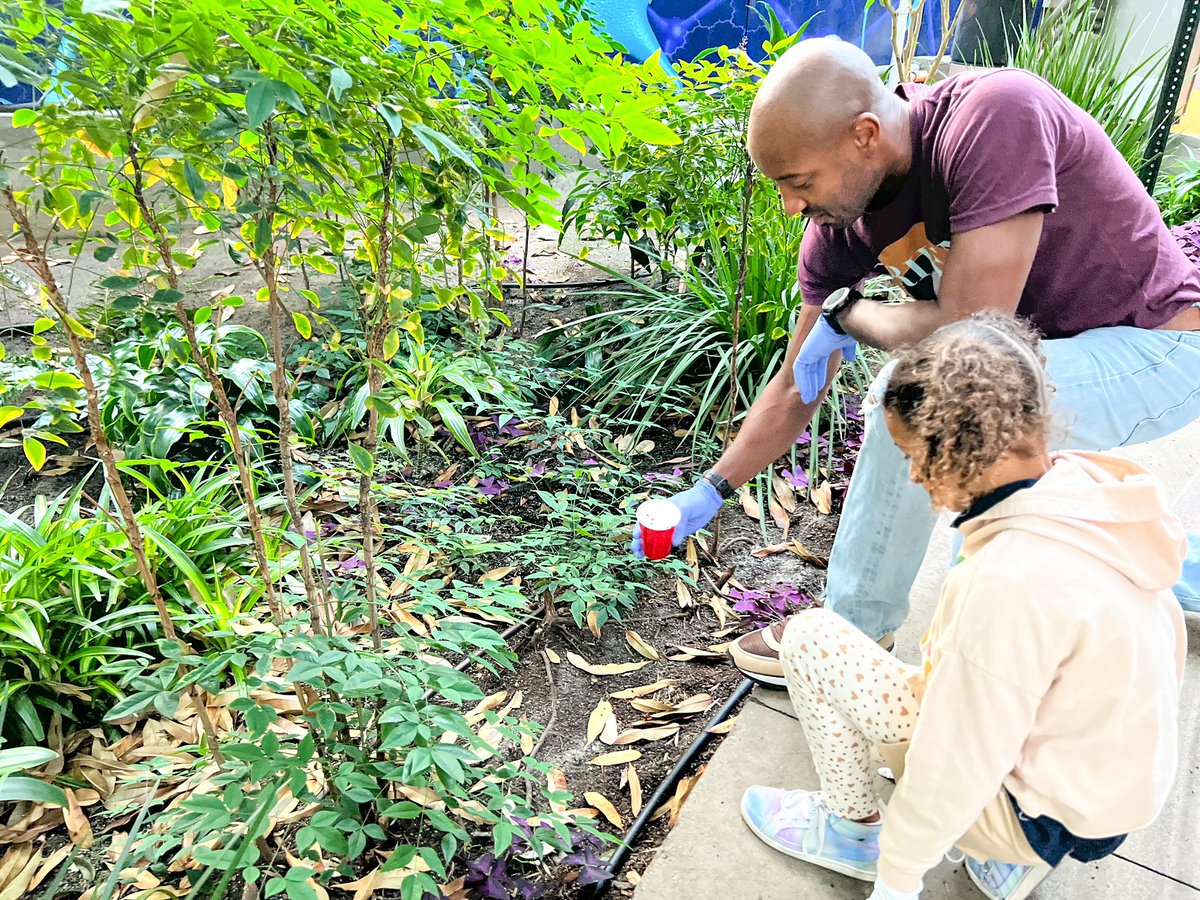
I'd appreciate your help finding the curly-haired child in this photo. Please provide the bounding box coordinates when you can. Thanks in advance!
[740,312,1188,900]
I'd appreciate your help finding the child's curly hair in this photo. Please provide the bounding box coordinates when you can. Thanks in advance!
[882,311,1053,510]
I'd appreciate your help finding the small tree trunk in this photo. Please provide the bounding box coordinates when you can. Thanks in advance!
[4,186,226,765]
[126,138,286,628]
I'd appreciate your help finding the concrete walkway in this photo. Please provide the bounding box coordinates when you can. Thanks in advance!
[635,422,1200,900]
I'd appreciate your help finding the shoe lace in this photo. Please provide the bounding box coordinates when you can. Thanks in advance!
[776,791,830,853]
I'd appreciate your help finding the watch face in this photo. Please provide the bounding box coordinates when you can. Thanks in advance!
[822,287,851,313]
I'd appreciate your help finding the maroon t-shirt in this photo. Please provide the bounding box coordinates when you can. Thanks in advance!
[798,69,1200,339]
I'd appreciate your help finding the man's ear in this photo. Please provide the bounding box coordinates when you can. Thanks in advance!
[849,113,881,151]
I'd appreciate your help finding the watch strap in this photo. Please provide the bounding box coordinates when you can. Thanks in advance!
[702,469,735,500]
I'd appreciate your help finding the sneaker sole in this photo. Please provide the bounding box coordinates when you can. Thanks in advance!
[966,862,1052,900]
[738,793,877,882]
[729,637,897,691]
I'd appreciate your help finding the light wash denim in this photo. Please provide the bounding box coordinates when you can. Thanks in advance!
[825,327,1200,639]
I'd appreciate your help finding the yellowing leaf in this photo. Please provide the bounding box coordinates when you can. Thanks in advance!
[625,630,659,661]
[566,653,648,677]
[586,609,602,639]
[546,769,569,812]
[584,791,623,827]
[611,679,676,699]
[548,396,560,417]
[221,177,239,209]
[588,750,642,767]
[586,701,614,744]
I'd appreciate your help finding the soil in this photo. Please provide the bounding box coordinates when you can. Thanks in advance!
[2,213,852,898]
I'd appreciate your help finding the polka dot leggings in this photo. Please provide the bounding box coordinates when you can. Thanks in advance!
[781,607,921,821]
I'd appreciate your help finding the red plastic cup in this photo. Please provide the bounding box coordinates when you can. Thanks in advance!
[637,499,682,561]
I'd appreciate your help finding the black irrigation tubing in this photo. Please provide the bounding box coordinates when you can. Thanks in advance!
[581,677,756,899]
[0,323,36,336]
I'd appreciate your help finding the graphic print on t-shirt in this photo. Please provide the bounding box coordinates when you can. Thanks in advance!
[877,222,950,302]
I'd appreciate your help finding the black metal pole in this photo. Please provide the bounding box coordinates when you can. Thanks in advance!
[1139,0,1200,193]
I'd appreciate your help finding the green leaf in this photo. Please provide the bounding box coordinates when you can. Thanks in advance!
[93,245,117,262]
[33,317,55,334]
[433,400,475,457]
[246,80,279,130]
[254,215,272,256]
[623,113,682,146]
[292,312,312,339]
[348,442,373,476]
[329,67,352,101]
[22,438,45,471]
[11,108,36,128]
[183,161,207,202]
[0,407,22,429]
[0,747,58,774]
[377,104,404,139]
[0,775,67,807]
[99,274,142,291]
[152,289,185,305]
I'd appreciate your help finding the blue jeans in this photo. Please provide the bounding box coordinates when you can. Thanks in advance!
[825,327,1200,639]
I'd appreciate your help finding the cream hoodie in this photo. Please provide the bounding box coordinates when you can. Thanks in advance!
[877,452,1187,893]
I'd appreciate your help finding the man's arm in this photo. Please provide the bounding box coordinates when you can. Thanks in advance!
[838,211,1044,351]
[708,302,839,487]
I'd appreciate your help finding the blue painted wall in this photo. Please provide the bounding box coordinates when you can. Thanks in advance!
[589,0,966,68]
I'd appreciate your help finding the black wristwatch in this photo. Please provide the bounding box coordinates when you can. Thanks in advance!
[821,287,862,335]
[702,468,735,500]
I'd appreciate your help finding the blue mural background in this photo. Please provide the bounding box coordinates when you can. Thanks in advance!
[588,0,968,71]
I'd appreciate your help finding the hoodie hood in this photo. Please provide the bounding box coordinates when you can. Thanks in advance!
[961,451,1187,592]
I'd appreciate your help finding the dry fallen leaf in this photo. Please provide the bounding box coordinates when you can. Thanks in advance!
[567,653,648,677]
[586,701,615,744]
[65,788,94,849]
[667,645,725,662]
[588,750,642,767]
[613,724,680,745]
[739,485,760,518]
[627,764,642,816]
[810,482,833,515]
[625,630,660,661]
[669,763,707,827]
[675,579,693,609]
[787,539,829,569]
[584,791,623,827]
[768,498,790,533]
[478,566,515,583]
[611,679,676,699]
[546,648,561,664]
[548,396,560,417]
[586,610,602,639]
[707,716,738,735]
[546,769,570,812]
[0,845,41,900]
[772,474,798,513]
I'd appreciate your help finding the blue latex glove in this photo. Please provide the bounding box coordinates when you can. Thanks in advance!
[793,315,858,404]
[867,878,922,900]
[630,479,724,559]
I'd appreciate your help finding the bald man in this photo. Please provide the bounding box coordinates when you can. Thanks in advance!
[631,36,1200,896]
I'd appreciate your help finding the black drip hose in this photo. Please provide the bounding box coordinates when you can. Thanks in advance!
[581,677,756,898]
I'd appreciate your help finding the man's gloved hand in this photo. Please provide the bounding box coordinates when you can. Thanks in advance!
[630,479,725,558]
[793,315,858,404]
[866,878,921,900]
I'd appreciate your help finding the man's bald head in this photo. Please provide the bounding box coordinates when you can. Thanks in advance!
[748,38,910,227]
